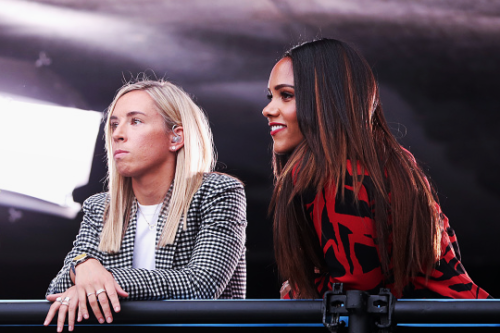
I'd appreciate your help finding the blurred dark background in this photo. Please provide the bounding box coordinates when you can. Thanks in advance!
[0,0,499,300]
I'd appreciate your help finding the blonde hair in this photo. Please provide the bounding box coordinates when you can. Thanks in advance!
[99,79,215,253]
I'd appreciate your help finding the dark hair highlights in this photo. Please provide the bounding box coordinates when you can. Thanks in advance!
[270,38,441,298]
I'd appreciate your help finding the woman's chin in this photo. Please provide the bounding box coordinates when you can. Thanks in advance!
[273,145,294,155]
[116,167,136,178]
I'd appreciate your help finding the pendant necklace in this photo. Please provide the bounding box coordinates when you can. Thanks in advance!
[138,203,162,231]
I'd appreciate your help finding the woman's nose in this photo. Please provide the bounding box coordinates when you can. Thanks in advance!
[112,124,125,141]
[262,101,278,118]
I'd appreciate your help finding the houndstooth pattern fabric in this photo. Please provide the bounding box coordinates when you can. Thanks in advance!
[46,173,247,299]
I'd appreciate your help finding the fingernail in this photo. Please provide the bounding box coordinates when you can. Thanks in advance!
[57,326,62,332]
[84,314,89,319]
[115,306,120,312]
[99,318,105,324]
[107,316,112,323]
[43,321,48,326]
[69,326,73,331]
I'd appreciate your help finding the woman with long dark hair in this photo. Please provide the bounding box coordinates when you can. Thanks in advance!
[263,38,489,299]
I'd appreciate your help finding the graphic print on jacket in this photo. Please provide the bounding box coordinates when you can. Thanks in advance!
[300,160,490,299]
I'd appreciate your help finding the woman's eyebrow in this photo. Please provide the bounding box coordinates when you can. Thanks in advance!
[274,84,294,90]
[110,111,146,120]
[126,111,146,117]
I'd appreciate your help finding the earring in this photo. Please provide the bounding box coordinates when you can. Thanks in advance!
[170,146,176,151]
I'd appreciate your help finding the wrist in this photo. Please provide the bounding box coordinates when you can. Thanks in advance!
[70,253,93,276]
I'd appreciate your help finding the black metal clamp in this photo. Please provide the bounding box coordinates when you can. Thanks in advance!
[367,288,395,331]
[322,283,348,332]
[322,284,395,333]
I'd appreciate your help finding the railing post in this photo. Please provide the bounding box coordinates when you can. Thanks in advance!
[323,285,395,333]
[345,290,371,333]
[323,284,373,332]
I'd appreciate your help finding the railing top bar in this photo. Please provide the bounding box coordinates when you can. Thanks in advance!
[397,299,500,302]
[1,299,499,326]
[0,300,324,325]
[0,299,321,303]
[2,298,500,303]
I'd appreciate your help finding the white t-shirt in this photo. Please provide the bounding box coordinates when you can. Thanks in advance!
[132,203,161,270]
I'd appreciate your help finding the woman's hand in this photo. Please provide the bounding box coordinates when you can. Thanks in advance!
[44,286,80,332]
[73,258,129,324]
[280,280,291,299]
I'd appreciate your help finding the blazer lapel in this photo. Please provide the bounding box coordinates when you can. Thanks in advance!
[155,210,187,270]
[154,183,178,270]
[120,200,138,268]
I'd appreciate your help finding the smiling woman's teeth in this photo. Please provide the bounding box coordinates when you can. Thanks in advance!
[271,125,285,131]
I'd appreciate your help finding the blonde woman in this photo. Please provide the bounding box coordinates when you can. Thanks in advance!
[44,79,247,332]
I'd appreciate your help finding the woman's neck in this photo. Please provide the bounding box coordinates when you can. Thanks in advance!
[132,170,174,205]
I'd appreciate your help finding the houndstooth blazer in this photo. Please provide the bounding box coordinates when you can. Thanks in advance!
[46,173,247,299]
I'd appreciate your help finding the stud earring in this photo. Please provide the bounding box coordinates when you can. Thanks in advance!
[170,146,176,151]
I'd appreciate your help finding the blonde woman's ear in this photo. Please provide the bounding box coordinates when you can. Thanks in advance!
[170,124,184,149]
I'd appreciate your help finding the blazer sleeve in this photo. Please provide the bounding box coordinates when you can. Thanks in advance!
[109,174,247,300]
[45,193,107,296]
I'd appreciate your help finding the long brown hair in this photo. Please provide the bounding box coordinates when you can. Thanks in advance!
[271,39,441,298]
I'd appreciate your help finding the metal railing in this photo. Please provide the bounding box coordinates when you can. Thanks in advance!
[1,294,499,332]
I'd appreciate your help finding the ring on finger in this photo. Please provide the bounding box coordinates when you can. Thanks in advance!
[96,289,106,296]
[87,292,95,297]
[61,301,69,306]
[56,297,63,304]
[63,296,71,302]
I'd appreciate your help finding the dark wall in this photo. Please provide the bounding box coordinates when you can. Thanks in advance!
[0,1,499,299]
